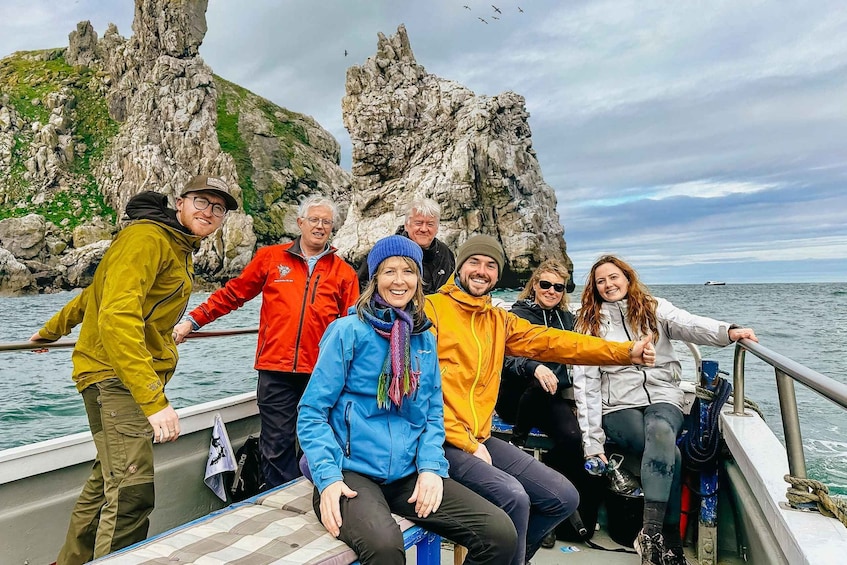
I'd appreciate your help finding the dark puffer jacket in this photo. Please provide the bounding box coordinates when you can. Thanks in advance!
[500,299,575,397]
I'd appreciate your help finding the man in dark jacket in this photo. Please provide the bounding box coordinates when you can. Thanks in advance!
[357,198,455,294]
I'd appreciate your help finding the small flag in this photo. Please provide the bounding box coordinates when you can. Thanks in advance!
[204,414,237,501]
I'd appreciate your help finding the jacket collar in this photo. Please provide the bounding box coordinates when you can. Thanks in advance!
[437,276,493,313]
[131,219,204,250]
[287,236,336,259]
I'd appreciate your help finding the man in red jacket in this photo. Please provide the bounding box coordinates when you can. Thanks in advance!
[173,195,359,488]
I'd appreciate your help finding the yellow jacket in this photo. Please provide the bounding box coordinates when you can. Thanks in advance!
[425,280,634,453]
[39,220,202,417]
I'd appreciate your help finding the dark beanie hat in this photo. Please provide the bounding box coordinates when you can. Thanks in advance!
[367,235,424,279]
[455,234,505,274]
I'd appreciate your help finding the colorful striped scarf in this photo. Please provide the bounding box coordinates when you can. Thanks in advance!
[362,296,420,409]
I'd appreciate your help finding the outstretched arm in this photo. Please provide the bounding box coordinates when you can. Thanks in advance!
[32,286,91,341]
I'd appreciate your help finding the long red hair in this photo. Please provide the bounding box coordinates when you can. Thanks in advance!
[575,255,658,341]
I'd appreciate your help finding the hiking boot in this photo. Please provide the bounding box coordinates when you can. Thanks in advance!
[633,529,664,565]
[662,545,689,565]
[541,531,556,549]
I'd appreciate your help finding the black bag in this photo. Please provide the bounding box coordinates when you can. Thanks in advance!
[555,473,604,541]
[228,436,265,502]
[541,447,604,542]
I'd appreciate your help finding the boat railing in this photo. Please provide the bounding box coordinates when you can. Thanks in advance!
[731,338,847,481]
[0,327,261,353]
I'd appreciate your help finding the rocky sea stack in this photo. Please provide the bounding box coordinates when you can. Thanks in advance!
[0,1,572,295]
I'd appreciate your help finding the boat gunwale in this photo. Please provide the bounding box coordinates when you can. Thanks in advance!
[0,391,259,484]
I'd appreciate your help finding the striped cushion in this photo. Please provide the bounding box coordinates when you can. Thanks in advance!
[93,477,415,565]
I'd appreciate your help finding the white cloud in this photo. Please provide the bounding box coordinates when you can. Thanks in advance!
[651,180,776,200]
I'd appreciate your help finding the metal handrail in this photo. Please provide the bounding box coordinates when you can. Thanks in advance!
[731,338,847,479]
[0,327,260,352]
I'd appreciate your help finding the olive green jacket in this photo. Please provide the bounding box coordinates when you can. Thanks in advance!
[39,219,202,417]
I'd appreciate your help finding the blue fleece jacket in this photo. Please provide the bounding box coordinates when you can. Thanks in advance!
[297,312,449,493]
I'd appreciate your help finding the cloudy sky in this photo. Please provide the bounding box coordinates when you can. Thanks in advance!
[2,0,845,284]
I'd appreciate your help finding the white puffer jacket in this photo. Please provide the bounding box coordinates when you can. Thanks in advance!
[573,297,734,456]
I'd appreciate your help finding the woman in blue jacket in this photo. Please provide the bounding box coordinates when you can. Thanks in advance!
[297,235,516,565]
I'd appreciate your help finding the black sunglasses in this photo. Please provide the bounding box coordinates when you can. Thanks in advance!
[538,280,566,292]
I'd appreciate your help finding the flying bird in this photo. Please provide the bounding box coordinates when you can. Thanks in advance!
[492,5,501,13]
[518,6,524,13]
[344,49,348,56]
[492,16,500,20]
[478,17,488,24]
[463,4,470,9]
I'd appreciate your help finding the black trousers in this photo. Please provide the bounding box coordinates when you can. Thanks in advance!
[313,471,517,565]
[257,370,309,488]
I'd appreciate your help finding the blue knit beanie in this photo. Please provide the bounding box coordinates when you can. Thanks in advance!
[367,235,424,279]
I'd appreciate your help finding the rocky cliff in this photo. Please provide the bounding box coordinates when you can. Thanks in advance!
[0,6,572,296]
[336,25,572,287]
[0,0,349,295]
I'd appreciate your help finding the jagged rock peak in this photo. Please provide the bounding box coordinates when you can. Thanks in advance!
[337,25,572,286]
[131,0,209,59]
[376,23,416,64]
[66,21,98,67]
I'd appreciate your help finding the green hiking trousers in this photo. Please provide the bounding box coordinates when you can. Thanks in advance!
[57,378,156,565]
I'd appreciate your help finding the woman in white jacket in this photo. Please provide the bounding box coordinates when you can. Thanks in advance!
[572,255,756,565]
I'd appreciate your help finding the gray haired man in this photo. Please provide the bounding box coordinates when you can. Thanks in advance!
[358,197,455,293]
[173,195,360,489]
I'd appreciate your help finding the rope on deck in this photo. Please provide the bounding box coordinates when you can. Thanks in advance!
[696,386,766,421]
[784,474,847,527]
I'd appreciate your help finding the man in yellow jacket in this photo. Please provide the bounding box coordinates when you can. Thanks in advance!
[31,175,237,565]
[425,235,655,565]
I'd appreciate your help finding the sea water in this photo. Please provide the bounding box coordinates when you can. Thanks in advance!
[1,283,844,494]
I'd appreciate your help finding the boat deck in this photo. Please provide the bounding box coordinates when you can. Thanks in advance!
[430,530,722,565]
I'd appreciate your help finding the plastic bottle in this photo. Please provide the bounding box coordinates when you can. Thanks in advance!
[606,458,641,495]
[584,456,607,476]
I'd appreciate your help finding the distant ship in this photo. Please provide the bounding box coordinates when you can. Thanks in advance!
[704,280,726,286]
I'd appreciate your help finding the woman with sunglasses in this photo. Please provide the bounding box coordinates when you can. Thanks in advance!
[572,255,757,565]
[497,260,599,543]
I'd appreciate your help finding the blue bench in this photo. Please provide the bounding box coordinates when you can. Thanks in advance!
[490,413,554,460]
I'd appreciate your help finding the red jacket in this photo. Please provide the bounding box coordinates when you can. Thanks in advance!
[189,239,359,373]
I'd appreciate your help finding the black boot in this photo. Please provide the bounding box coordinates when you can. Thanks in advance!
[541,531,556,549]
[510,428,528,447]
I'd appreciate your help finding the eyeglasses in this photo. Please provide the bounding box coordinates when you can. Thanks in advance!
[538,280,566,293]
[188,196,227,218]
[410,220,437,229]
[305,217,334,228]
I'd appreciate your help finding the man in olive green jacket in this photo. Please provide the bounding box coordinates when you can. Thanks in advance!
[31,176,237,565]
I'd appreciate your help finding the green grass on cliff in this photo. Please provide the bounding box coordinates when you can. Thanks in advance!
[0,49,117,228]
[214,74,313,226]
[215,76,258,215]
